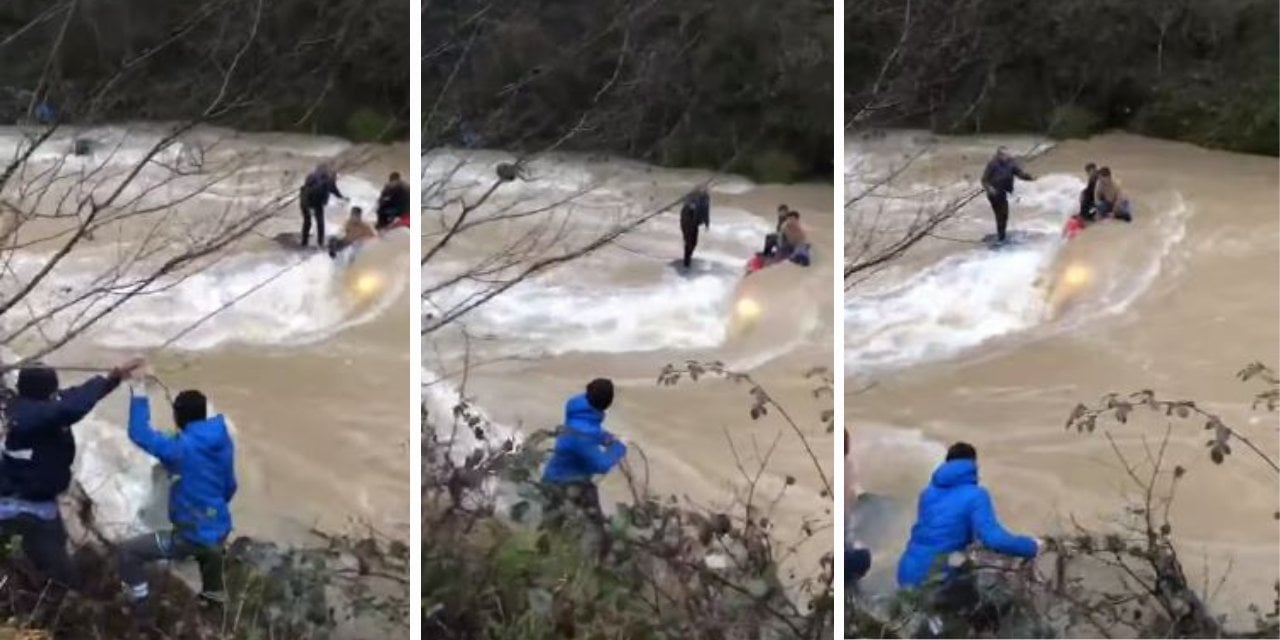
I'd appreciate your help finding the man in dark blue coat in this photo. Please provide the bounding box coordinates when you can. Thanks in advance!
[0,358,142,587]
[679,188,711,269]
[897,442,1040,589]
[117,380,236,606]
[299,164,346,248]
[541,378,626,520]
[980,147,1036,244]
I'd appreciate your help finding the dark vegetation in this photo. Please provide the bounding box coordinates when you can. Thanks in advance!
[422,362,835,638]
[847,0,1279,155]
[0,478,408,639]
[0,0,408,141]
[423,0,833,182]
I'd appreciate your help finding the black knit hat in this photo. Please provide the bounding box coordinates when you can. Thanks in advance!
[585,378,614,412]
[16,366,58,400]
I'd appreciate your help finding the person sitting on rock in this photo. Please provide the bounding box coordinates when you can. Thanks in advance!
[327,206,377,259]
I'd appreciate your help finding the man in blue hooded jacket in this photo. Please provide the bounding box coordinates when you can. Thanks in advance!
[897,442,1040,589]
[0,358,142,588]
[541,378,626,519]
[117,377,236,606]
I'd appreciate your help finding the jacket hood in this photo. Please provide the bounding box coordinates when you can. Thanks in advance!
[564,394,604,435]
[930,458,978,488]
[181,414,231,449]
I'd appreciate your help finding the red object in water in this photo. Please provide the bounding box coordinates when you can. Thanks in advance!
[1063,215,1085,239]
[746,254,765,274]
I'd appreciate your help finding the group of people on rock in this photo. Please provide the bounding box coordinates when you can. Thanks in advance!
[980,147,1133,244]
[678,188,813,272]
[0,359,236,612]
[298,165,411,258]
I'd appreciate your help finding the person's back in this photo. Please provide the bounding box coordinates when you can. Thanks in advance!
[3,367,124,500]
[128,390,235,545]
[344,216,376,243]
[121,386,235,605]
[780,216,806,248]
[1095,174,1120,206]
[897,443,1038,588]
[542,393,625,484]
[301,166,340,205]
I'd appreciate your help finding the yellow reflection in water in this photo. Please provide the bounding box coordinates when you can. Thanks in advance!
[349,270,385,299]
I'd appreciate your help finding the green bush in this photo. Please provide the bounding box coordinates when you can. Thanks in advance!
[346,108,398,142]
[1047,105,1102,140]
[749,149,804,183]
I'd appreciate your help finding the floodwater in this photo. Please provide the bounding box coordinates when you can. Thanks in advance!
[423,149,836,586]
[0,124,409,544]
[845,131,1279,627]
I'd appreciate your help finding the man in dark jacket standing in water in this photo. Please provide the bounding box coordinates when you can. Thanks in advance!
[980,147,1035,244]
[376,171,410,229]
[299,164,345,248]
[118,375,236,608]
[0,358,143,588]
[679,187,711,269]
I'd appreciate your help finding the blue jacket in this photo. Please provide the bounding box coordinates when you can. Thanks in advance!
[1,375,120,501]
[896,459,1037,587]
[128,394,236,546]
[541,394,626,484]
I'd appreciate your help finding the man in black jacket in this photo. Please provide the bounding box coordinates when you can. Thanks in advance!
[0,358,143,587]
[299,164,345,248]
[1079,162,1099,220]
[980,147,1036,244]
[376,172,410,229]
[679,187,710,269]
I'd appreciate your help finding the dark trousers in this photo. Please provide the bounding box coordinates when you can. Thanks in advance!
[1079,189,1095,220]
[986,192,1009,242]
[846,546,872,585]
[117,531,225,600]
[300,201,326,247]
[681,222,700,268]
[0,514,75,588]
[762,233,780,257]
[375,205,399,229]
[542,481,610,559]
[327,237,352,258]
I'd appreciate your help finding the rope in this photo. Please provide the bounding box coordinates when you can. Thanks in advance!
[0,250,316,402]
[153,254,311,351]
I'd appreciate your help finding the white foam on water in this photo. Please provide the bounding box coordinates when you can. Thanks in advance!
[422,151,773,355]
[845,169,1190,375]
[845,176,1077,373]
[447,269,736,355]
[2,244,405,351]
